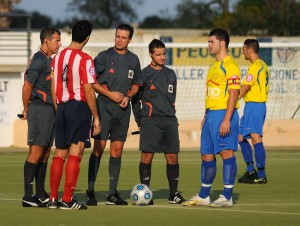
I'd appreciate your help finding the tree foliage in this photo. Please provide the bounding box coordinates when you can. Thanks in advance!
[265,0,300,36]
[228,0,300,36]
[173,0,217,28]
[7,0,300,36]
[139,15,174,29]
[10,9,52,29]
[68,0,143,28]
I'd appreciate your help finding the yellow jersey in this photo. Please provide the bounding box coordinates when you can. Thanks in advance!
[205,56,241,110]
[243,59,270,103]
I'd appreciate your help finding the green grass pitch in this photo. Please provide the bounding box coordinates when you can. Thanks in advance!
[0,148,299,226]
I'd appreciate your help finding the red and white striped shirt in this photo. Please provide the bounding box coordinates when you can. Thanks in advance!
[51,48,96,103]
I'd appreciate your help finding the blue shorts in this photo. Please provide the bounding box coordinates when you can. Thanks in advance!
[201,109,239,155]
[239,102,266,139]
[55,100,92,149]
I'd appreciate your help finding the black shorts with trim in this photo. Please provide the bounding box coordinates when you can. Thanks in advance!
[27,101,55,147]
[55,100,92,149]
[140,115,180,153]
[93,96,131,142]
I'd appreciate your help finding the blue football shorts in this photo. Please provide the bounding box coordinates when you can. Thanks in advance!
[55,100,92,149]
[201,109,239,155]
[239,102,266,139]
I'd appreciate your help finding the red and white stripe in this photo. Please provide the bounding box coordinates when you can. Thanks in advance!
[52,48,96,104]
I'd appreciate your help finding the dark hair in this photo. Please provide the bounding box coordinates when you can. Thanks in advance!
[244,39,259,53]
[208,28,230,48]
[148,39,165,53]
[116,24,134,39]
[40,27,61,44]
[72,20,93,43]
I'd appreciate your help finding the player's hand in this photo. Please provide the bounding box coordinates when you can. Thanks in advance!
[109,91,124,103]
[22,110,28,120]
[119,96,130,108]
[92,117,101,136]
[219,120,230,137]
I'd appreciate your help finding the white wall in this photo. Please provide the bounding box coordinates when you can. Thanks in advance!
[0,73,23,147]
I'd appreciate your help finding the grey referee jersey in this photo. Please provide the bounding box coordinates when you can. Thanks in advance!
[94,47,142,96]
[25,51,53,105]
[138,65,177,117]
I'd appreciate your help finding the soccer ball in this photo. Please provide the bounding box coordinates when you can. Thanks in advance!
[130,184,153,206]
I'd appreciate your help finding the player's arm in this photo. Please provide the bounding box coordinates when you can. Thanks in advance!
[240,65,256,99]
[239,84,250,99]
[119,84,139,108]
[122,58,143,108]
[131,85,143,127]
[51,75,57,110]
[92,83,123,103]
[120,84,139,108]
[22,80,32,120]
[22,55,42,120]
[219,89,239,137]
[201,110,207,130]
[84,83,100,136]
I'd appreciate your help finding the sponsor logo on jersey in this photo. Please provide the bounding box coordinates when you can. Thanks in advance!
[128,70,134,79]
[207,87,220,97]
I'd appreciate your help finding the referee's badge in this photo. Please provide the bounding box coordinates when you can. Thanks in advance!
[128,70,134,79]
[168,84,174,93]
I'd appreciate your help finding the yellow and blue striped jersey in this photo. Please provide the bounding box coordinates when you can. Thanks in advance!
[243,59,270,103]
[205,56,241,110]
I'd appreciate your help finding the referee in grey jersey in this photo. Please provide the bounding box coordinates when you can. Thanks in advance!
[132,38,186,205]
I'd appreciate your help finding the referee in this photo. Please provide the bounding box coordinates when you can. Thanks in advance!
[86,24,142,206]
[132,39,186,205]
[21,27,61,207]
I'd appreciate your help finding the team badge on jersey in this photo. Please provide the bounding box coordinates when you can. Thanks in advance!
[89,66,95,77]
[246,74,253,82]
[168,84,174,93]
[128,70,134,79]
[109,68,115,74]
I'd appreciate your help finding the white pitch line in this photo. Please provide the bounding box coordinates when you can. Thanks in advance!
[132,204,300,216]
[1,198,299,216]
[0,198,20,201]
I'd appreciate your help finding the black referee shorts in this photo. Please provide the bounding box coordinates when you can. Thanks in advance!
[93,97,131,142]
[140,115,180,153]
[27,102,55,147]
